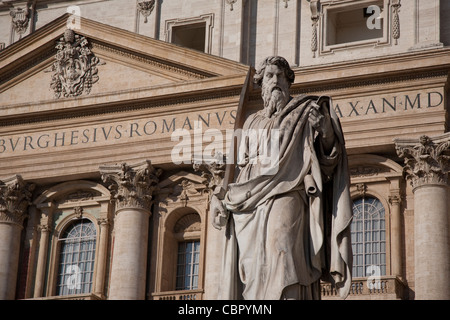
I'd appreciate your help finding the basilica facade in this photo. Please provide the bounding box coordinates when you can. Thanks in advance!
[0,0,449,300]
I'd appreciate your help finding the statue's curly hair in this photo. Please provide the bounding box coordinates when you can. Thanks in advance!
[253,56,295,87]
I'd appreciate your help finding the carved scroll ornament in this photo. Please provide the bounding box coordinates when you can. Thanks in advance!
[10,7,29,35]
[137,0,155,23]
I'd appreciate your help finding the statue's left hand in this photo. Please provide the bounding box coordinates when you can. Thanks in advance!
[309,102,331,135]
[210,194,229,230]
[309,101,335,151]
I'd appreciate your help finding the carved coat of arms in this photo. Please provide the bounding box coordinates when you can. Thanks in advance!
[50,29,101,98]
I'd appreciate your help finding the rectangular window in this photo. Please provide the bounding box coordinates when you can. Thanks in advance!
[165,14,214,54]
[171,22,206,52]
[326,3,384,46]
[176,240,200,290]
[319,0,391,55]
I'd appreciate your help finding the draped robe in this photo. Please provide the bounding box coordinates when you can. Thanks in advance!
[218,94,353,300]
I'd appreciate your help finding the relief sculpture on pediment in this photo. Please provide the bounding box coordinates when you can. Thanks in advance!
[49,29,102,99]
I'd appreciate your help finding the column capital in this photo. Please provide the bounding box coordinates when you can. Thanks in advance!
[100,160,162,213]
[394,133,450,190]
[98,217,110,226]
[0,175,35,227]
[193,155,226,194]
[388,194,401,205]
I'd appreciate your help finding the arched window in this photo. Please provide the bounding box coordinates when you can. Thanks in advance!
[351,196,386,278]
[56,218,97,296]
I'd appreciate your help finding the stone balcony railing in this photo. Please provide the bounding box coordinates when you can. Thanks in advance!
[152,289,204,300]
[28,293,104,300]
[321,276,406,300]
[28,278,404,300]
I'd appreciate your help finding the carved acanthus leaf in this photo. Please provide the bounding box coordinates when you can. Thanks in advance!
[395,134,450,188]
[0,175,35,226]
[100,160,162,212]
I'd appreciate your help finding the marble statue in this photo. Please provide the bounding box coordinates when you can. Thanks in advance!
[209,56,353,300]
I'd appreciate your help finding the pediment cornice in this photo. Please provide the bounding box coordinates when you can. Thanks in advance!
[0,13,250,126]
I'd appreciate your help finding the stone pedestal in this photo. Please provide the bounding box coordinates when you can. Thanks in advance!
[0,175,34,300]
[100,160,161,300]
[395,134,450,300]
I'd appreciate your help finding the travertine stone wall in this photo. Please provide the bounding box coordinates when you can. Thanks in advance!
[1,0,448,67]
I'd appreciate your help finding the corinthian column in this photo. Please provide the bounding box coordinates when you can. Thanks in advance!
[395,134,450,300]
[100,161,161,300]
[0,175,34,300]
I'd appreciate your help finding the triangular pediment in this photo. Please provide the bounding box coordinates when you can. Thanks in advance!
[0,13,250,120]
[158,171,205,189]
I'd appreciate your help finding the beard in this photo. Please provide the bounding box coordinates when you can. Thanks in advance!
[262,85,289,118]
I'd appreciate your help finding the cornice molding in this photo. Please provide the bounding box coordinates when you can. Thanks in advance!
[0,86,242,127]
[250,67,449,101]
[290,68,449,96]
[90,40,212,80]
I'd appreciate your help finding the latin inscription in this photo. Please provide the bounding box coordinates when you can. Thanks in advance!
[0,110,236,156]
[333,91,443,118]
[0,89,445,157]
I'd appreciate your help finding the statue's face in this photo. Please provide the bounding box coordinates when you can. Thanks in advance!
[261,64,290,117]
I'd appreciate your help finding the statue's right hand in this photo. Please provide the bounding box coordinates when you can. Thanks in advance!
[210,194,229,230]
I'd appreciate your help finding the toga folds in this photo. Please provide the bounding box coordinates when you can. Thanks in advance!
[218,94,353,300]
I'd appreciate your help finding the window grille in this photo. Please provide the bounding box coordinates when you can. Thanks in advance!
[176,240,200,290]
[351,196,386,278]
[56,218,96,296]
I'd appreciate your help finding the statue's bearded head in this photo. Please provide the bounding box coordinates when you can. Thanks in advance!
[254,56,295,117]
